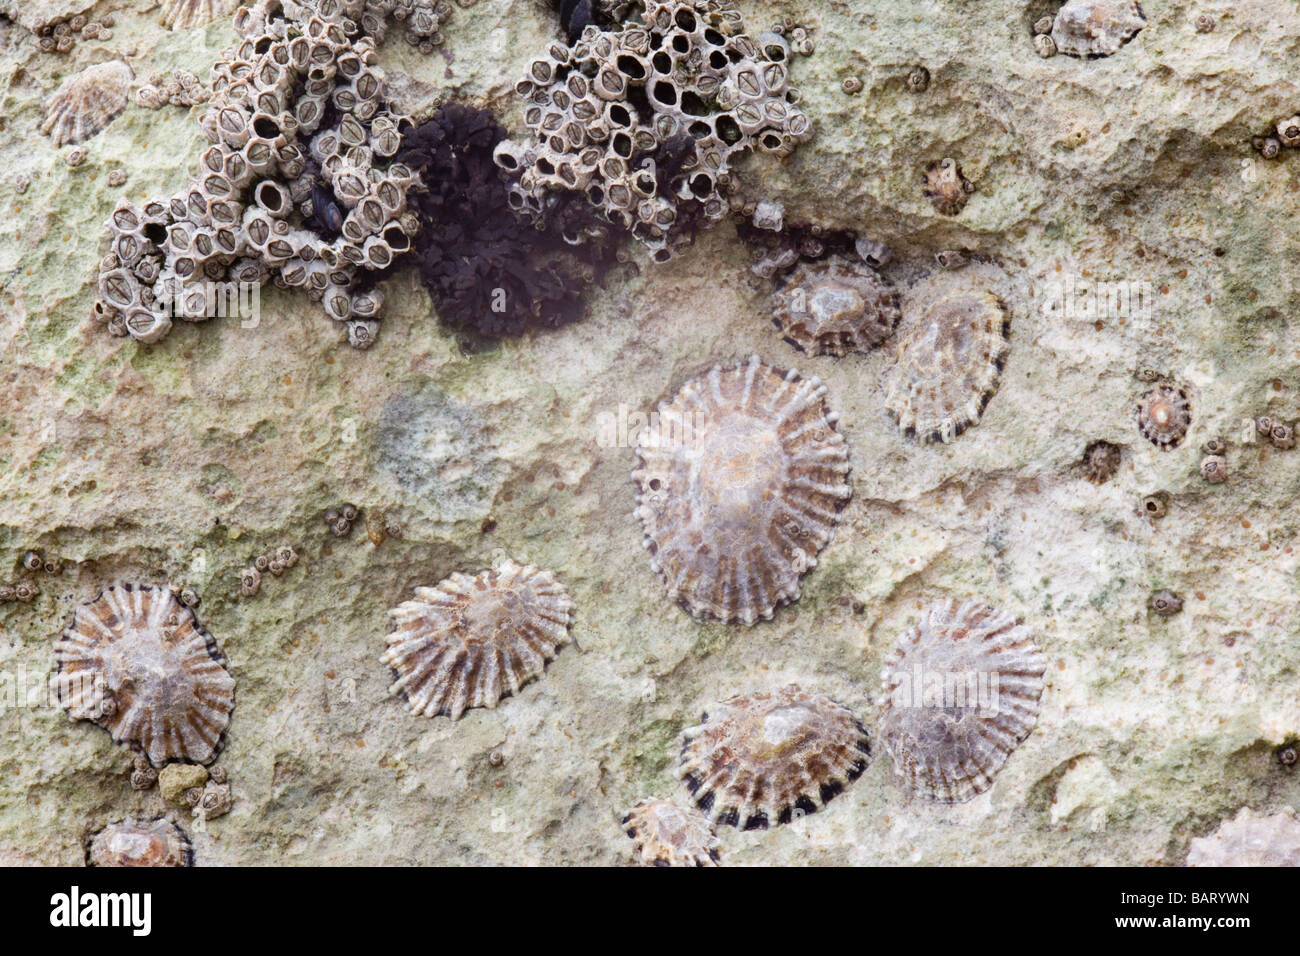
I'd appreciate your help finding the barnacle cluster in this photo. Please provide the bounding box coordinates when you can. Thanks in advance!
[1256,415,1296,450]
[325,502,359,536]
[239,544,299,597]
[137,70,211,111]
[0,580,39,603]
[497,0,813,262]
[33,12,115,54]
[394,103,615,337]
[94,1,431,348]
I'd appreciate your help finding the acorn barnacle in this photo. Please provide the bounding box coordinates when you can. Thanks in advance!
[677,685,871,829]
[52,583,235,766]
[623,798,720,866]
[1082,440,1122,483]
[877,598,1047,803]
[632,356,852,625]
[923,158,974,215]
[86,817,193,867]
[161,0,237,30]
[40,60,134,148]
[1136,385,1191,449]
[771,259,901,357]
[883,265,1011,444]
[1187,807,1300,867]
[383,560,574,720]
[1149,589,1183,616]
[1051,0,1146,58]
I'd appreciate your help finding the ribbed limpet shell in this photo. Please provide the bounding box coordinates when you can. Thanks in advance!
[878,598,1047,803]
[623,798,720,866]
[771,260,901,356]
[86,817,193,867]
[1137,384,1191,449]
[677,685,872,829]
[53,584,236,767]
[1051,0,1146,58]
[1187,807,1300,867]
[40,60,134,147]
[384,560,574,720]
[632,356,852,625]
[884,266,1011,443]
[161,0,237,30]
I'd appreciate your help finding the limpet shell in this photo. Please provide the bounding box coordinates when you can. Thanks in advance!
[40,60,134,147]
[633,356,852,625]
[623,798,720,866]
[884,265,1011,443]
[878,598,1047,803]
[384,560,574,719]
[677,684,872,829]
[1051,0,1146,58]
[1137,384,1191,449]
[86,817,193,867]
[161,0,237,30]
[771,259,900,356]
[53,583,236,766]
[1187,806,1300,867]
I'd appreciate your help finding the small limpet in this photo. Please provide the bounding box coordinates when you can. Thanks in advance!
[1051,0,1146,58]
[86,817,193,867]
[678,684,871,829]
[771,259,900,356]
[878,598,1047,803]
[1137,385,1191,449]
[40,61,134,147]
[632,356,852,625]
[623,798,720,866]
[384,560,574,719]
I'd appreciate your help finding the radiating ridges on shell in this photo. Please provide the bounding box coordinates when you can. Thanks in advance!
[884,265,1011,443]
[40,60,134,147]
[1137,384,1191,449]
[86,817,193,867]
[384,560,574,719]
[1052,0,1146,58]
[52,583,235,766]
[632,355,852,625]
[1187,806,1300,867]
[623,798,720,866]
[771,259,900,356]
[677,684,872,829]
[877,598,1047,803]
[161,0,237,30]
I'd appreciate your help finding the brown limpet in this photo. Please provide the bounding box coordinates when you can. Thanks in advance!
[86,817,193,867]
[623,798,720,866]
[384,560,574,719]
[677,684,871,829]
[53,583,235,766]
[771,259,900,357]
[632,356,852,625]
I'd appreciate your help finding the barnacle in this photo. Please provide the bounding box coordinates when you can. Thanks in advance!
[632,356,852,625]
[86,817,193,867]
[1051,0,1146,58]
[161,0,237,30]
[623,798,720,866]
[771,259,900,356]
[883,264,1011,443]
[923,158,973,215]
[384,560,574,719]
[52,583,236,766]
[393,102,616,337]
[499,0,812,261]
[40,60,134,147]
[93,2,431,347]
[677,685,872,829]
[1200,455,1227,483]
[1137,384,1191,449]
[1081,440,1122,483]
[1187,807,1300,866]
[1149,590,1183,616]
[878,598,1047,803]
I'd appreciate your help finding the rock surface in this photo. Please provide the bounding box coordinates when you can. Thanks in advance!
[0,0,1297,865]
